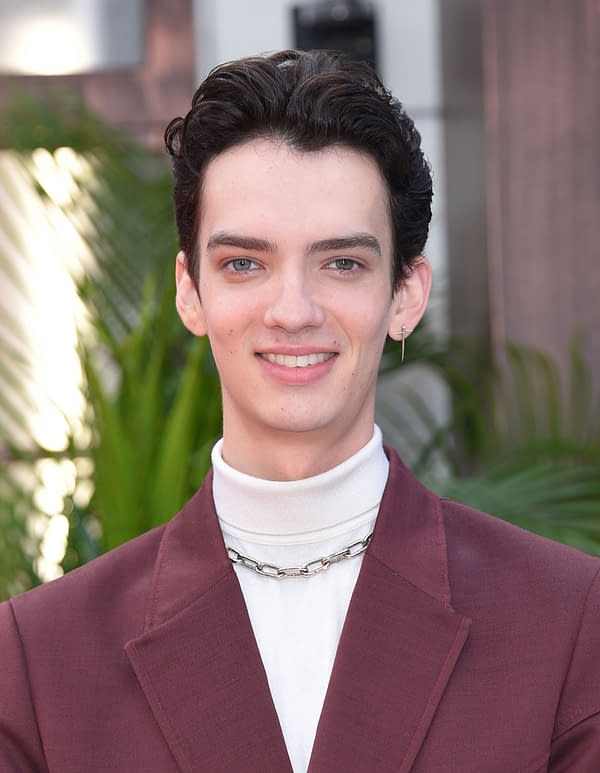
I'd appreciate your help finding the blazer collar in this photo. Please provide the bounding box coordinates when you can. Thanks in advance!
[126,448,470,772]
[126,475,292,772]
[308,447,471,772]
[372,445,454,604]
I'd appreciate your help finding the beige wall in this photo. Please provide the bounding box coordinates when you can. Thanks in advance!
[483,0,600,382]
[441,0,599,387]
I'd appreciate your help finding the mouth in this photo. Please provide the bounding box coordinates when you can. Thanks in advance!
[258,352,337,368]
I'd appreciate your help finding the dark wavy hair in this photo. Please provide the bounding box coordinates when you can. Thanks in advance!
[165,49,432,289]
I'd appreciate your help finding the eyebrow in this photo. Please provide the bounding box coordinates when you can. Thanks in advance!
[205,231,381,256]
[206,232,278,253]
[305,233,381,257]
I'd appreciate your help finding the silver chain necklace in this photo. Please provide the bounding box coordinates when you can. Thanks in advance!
[226,532,373,579]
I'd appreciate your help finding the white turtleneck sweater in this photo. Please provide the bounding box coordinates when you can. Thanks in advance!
[211,426,389,773]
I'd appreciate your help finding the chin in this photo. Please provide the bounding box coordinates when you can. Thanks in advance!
[262,411,336,436]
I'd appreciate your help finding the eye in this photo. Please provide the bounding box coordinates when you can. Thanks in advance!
[225,257,260,273]
[325,257,362,273]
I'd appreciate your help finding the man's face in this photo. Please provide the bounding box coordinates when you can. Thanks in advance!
[176,138,429,476]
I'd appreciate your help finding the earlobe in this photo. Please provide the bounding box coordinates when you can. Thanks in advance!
[175,251,207,336]
[388,256,432,340]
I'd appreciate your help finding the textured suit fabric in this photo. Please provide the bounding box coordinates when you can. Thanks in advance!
[1,448,600,772]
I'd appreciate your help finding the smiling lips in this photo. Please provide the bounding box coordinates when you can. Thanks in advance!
[259,352,336,368]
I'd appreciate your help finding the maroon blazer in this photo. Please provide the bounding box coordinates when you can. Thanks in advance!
[2,449,600,772]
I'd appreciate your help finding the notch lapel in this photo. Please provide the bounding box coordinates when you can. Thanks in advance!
[309,450,471,772]
[125,475,292,773]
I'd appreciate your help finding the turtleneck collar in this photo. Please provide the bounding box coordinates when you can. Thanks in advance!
[211,425,389,544]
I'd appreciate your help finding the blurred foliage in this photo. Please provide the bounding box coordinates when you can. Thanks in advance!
[74,281,221,557]
[0,92,599,600]
[381,335,600,554]
[0,461,46,597]
[0,93,221,597]
[0,88,132,153]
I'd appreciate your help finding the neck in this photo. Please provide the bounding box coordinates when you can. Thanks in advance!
[213,425,388,538]
[220,417,376,481]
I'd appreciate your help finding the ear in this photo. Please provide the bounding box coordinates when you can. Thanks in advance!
[388,257,432,340]
[175,251,207,336]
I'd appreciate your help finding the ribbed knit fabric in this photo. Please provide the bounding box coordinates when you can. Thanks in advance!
[212,427,389,772]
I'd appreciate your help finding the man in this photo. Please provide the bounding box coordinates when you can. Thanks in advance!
[1,50,600,773]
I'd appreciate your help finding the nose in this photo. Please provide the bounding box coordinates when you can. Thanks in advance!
[263,271,325,332]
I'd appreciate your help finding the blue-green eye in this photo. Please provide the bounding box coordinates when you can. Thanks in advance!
[327,258,360,272]
[228,258,258,272]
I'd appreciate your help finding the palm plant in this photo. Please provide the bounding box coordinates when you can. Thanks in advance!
[63,119,222,559]
[73,278,221,558]
[0,93,222,594]
[379,336,600,553]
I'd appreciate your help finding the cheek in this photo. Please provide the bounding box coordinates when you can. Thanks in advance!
[352,315,392,367]
[354,307,392,340]
[204,314,245,360]
[202,300,237,335]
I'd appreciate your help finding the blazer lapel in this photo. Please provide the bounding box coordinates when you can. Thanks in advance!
[125,475,292,773]
[309,450,471,772]
[125,450,470,772]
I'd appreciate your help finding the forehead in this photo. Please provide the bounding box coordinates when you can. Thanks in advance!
[197,139,392,250]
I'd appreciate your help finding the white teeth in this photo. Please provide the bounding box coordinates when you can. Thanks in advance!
[261,353,333,368]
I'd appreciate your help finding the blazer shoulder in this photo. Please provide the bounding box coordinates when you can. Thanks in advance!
[383,447,600,594]
[442,496,599,572]
[440,495,600,614]
[5,473,221,643]
[6,523,167,643]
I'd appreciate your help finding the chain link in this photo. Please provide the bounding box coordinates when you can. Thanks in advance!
[226,533,373,579]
